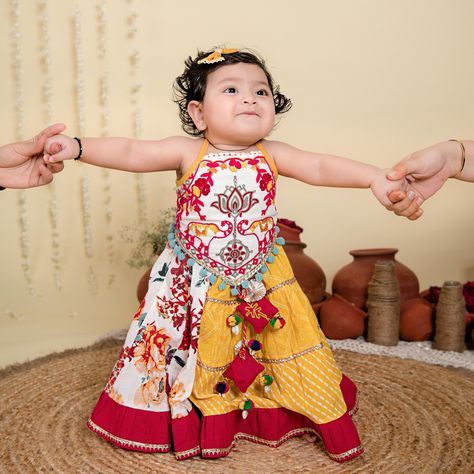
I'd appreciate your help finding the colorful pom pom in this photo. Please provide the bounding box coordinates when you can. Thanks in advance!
[260,265,268,274]
[260,374,274,386]
[270,316,286,329]
[209,274,217,285]
[266,255,275,264]
[226,314,242,327]
[218,281,226,291]
[242,280,249,289]
[272,247,279,255]
[239,399,254,412]
[215,381,229,395]
[187,258,195,267]
[255,272,263,282]
[248,339,262,351]
[199,267,208,277]
[274,226,280,234]
[231,286,239,296]
[275,237,285,245]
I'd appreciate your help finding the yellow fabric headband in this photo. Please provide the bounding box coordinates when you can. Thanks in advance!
[197,48,239,65]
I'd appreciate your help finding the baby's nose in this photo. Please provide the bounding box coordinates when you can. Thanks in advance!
[242,92,256,104]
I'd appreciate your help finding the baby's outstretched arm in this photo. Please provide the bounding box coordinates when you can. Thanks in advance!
[43,134,191,173]
[265,140,410,208]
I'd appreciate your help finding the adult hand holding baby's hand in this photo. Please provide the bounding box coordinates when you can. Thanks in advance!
[384,143,455,220]
[369,168,423,219]
[44,134,81,163]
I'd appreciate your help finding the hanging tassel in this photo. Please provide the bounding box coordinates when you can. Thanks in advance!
[239,399,254,419]
[260,374,274,394]
[226,313,242,335]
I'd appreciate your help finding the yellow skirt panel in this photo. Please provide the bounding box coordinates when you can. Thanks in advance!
[190,248,347,425]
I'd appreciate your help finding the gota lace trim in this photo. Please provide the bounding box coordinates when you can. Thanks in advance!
[197,342,324,372]
[266,277,297,295]
[348,391,359,417]
[87,419,171,451]
[328,445,364,462]
[175,445,201,460]
[205,277,297,306]
[201,427,317,457]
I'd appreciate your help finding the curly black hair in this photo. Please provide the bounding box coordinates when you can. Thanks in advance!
[173,48,292,136]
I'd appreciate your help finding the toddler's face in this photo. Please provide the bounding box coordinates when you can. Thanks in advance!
[190,63,276,145]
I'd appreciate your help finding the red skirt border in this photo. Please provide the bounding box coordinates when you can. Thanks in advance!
[87,374,363,463]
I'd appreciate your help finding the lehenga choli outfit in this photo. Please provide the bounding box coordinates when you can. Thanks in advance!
[87,140,363,462]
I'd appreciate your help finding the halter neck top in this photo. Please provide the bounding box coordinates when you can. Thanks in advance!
[174,139,279,287]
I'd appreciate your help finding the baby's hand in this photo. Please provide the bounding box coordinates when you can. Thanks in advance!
[370,169,423,219]
[385,189,424,220]
[43,134,80,163]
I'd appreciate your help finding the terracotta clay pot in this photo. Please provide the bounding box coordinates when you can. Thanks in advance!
[332,248,419,310]
[136,267,152,302]
[319,293,367,339]
[399,298,435,341]
[465,313,474,344]
[278,221,327,306]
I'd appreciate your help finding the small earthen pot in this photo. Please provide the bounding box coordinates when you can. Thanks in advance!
[136,267,152,302]
[465,313,474,344]
[399,298,435,341]
[332,248,419,309]
[319,293,367,340]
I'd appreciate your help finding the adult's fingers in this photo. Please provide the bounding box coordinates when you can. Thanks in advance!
[48,161,64,174]
[18,123,66,156]
[37,162,54,186]
[386,162,408,181]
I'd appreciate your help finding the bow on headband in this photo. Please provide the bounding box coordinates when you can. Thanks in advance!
[197,48,239,65]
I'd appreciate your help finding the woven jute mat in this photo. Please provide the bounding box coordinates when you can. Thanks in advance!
[1,339,473,474]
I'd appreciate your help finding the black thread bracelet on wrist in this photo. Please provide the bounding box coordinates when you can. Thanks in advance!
[73,137,83,160]
[0,186,5,190]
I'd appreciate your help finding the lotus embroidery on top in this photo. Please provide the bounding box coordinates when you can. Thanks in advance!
[212,176,258,217]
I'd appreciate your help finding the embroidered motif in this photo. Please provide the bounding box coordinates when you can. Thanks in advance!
[211,177,258,217]
[244,301,269,320]
[175,152,278,286]
[218,238,251,266]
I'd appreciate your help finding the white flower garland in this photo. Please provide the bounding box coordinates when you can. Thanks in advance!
[97,0,115,288]
[39,0,62,291]
[128,2,147,227]
[11,0,35,297]
[74,6,97,294]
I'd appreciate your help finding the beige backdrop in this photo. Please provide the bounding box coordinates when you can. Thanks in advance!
[1,0,473,367]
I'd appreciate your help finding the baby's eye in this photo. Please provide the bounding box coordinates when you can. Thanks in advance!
[256,89,269,96]
[224,87,238,94]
